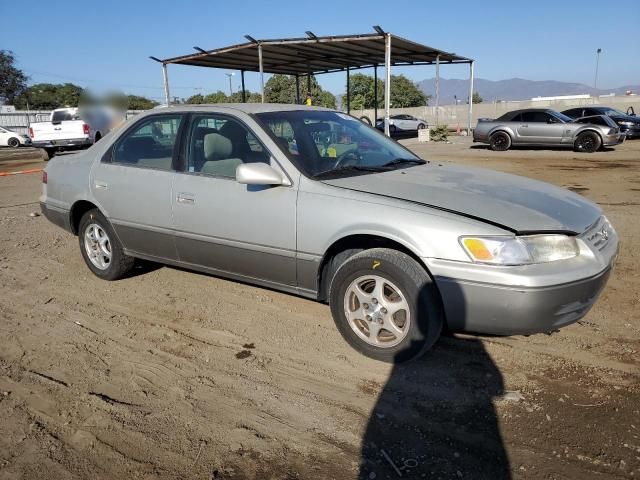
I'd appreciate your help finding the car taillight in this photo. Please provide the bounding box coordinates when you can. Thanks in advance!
[42,171,48,184]
[29,127,34,138]
[83,123,90,135]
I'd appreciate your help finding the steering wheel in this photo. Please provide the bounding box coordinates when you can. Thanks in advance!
[333,150,362,169]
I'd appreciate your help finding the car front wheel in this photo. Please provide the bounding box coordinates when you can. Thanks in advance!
[8,137,20,148]
[574,131,601,153]
[329,248,443,363]
[78,209,134,280]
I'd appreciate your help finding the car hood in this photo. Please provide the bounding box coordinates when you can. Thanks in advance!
[322,163,601,234]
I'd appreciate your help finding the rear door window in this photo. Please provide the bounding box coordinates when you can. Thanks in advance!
[111,115,182,170]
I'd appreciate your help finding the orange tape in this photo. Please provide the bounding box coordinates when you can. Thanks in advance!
[0,168,43,177]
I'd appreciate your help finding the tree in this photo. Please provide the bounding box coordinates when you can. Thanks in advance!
[472,91,483,104]
[264,74,297,104]
[264,74,336,107]
[186,93,205,104]
[0,50,28,105]
[14,83,84,109]
[126,95,159,110]
[343,74,428,109]
[203,91,229,104]
[389,75,428,108]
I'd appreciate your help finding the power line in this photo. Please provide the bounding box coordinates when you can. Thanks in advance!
[22,67,204,90]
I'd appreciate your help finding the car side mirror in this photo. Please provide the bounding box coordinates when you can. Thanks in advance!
[236,162,290,186]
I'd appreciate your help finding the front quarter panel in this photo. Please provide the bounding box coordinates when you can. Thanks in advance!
[296,176,508,293]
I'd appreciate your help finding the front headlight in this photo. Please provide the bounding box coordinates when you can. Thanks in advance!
[460,234,579,265]
[617,121,634,127]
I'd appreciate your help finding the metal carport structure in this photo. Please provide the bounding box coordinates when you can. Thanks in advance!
[151,27,474,136]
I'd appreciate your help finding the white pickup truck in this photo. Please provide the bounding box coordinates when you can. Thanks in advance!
[29,107,112,158]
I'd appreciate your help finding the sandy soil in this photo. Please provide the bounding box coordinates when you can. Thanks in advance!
[0,139,638,480]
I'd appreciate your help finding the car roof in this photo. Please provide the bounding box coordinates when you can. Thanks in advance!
[507,108,556,114]
[153,103,336,115]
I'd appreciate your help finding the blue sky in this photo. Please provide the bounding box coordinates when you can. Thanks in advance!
[3,0,639,101]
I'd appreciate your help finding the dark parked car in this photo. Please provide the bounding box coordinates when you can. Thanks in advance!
[562,106,640,139]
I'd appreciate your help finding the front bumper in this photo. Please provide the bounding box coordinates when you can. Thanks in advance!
[426,219,619,335]
[31,138,91,149]
[620,126,640,139]
[603,132,626,146]
[435,266,612,335]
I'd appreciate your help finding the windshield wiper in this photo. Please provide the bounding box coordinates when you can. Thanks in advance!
[381,158,427,168]
[313,164,388,178]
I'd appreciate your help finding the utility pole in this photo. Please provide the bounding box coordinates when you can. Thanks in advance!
[225,73,235,96]
[594,48,602,89]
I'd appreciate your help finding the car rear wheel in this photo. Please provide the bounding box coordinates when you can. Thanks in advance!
[489,131,511,151]
[329,248,443,363]
[574,131,601,153]
[78,209,134,280]
[7,137,20,148]
[417,123,426,130]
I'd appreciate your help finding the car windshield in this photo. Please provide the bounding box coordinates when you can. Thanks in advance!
[254,110,424,178]
[599,108,627,117]
[553,112,573,123]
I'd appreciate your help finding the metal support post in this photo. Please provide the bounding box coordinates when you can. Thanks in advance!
[468,60,474,135]
[435,54,440,126]
[384,33,392,137]
[162,63,170,106]
[258,44,264,103]
[241,70,246,102]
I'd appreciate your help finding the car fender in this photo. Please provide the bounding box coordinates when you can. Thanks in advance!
[488,125,515,139]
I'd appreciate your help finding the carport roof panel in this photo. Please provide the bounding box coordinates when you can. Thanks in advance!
[160,33,472,75]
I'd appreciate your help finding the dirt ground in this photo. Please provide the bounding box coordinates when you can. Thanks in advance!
[0,139,638,480]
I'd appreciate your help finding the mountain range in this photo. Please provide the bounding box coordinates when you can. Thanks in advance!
[416,77,640,104]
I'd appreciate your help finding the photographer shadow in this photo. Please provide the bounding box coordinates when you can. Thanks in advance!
[359,281,511,479]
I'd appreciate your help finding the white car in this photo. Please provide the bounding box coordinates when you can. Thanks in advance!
[375,114,428,134]
[0,126,31,147]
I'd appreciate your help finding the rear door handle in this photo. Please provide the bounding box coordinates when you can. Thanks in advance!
[94,181,108,189]
[176,192,195,204]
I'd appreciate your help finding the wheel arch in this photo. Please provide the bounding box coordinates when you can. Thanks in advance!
[488,127,513,139]
[69,200,100,235]
[575,127,603,142]
[316,233,433,303]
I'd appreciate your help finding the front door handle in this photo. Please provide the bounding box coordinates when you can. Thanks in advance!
[94,181,108,189]
[176,192,195,205]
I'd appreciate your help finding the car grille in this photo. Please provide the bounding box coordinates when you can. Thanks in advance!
[581,216,612,251]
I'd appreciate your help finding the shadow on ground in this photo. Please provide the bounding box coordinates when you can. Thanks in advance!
[359,279,511,479]
[359,336,511,479]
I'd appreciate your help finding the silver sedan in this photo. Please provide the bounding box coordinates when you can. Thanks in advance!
[40,104,618,362]
[473,108,625,152]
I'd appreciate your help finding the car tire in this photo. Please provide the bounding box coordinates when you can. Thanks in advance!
[7,137,20,148]
[78,209,135,281]
[417,123,426,130]
[94,132,102,143]
[329,248,443,363]
[389,125,397,135]
[574,131,601,153]
[44,148,56,160]
[489,131,511,151]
